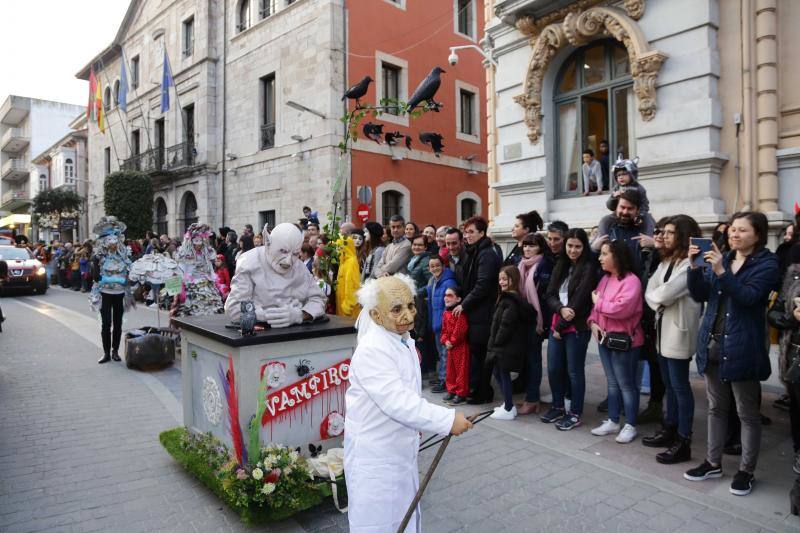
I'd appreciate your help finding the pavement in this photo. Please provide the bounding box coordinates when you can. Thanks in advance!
[0,285,798,532]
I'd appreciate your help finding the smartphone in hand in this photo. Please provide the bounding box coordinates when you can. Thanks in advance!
[690,237,713,268]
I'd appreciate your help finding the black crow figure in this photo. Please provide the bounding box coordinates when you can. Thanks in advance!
[420,132,445,157]
[407,67,445,112]
[362,122,384,143]
[405,136,413,150]
[240,301,257,336]
[385,131,403,146]
[342,76,373,106]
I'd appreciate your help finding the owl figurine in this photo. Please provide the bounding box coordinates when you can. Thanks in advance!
[240,301,257,336]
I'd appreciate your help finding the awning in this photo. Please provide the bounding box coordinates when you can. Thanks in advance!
[0,213,31,228]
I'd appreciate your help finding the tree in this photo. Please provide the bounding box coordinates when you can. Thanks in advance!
[31,187,83,229]
[104,171,153,239]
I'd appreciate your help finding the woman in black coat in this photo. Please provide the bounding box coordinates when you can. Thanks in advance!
[541,228,598,431]
[488,266,536,420]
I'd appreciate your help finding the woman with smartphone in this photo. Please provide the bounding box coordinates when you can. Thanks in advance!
[643,215,703,463]
[684,212,779,496]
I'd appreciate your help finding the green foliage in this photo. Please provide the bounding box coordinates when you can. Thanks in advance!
[32,187,83,217]
[318,211,343,291]
[338,97,430,155]
[159,427,324,524]
[103,171,153,239]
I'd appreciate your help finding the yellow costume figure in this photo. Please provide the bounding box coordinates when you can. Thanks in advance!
[335,236,362,318]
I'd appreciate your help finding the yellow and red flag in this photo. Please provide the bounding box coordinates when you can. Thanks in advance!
[95,80,105,133]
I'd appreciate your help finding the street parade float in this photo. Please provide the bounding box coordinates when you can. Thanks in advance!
[162,223,355,523]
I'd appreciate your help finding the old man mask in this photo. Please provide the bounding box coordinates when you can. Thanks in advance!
[366,275,417,335]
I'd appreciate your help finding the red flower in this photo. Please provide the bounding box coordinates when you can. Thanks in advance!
[265,468,281,484]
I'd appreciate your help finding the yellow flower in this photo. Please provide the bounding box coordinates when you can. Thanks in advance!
[252,468,264,480]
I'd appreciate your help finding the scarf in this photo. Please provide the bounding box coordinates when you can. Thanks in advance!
[517,254,544,333]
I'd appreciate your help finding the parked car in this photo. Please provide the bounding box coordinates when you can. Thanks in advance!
[0,245,47,295]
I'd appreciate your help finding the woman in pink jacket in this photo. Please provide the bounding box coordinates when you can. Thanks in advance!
[588,240,645,444]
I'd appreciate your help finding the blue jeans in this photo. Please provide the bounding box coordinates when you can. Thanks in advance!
[598,345,640,425]
[434,330,447,383]
[494,366,513,410]
[525,329,544,402]
[658,354,694,438]
[547,330,591,415]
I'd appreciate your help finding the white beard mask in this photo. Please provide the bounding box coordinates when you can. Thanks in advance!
[265,223,303,275]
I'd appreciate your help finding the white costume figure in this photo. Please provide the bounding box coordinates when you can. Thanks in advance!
[225,222,326,326]
[175,223,223,317]
[344,275,472,532]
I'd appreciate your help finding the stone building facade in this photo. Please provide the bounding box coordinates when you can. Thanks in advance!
[486,0,799,245]
[79,0,490,237]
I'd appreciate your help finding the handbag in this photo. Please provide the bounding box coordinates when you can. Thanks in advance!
[603,331,632,352]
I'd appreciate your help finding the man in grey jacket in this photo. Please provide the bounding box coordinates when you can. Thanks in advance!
[373,215,412,278]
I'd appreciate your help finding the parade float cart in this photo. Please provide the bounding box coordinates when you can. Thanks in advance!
[175,314,356,452]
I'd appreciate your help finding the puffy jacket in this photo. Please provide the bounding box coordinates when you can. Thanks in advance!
[426,268,457,334]
[688,247,779,382]
[487,291,537,372]
[461,237,502,344]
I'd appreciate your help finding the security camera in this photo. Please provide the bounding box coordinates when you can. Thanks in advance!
[448,51,459,66]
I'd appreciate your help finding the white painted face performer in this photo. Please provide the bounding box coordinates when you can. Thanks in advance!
[224,222,327,327]
[344,274,472,533]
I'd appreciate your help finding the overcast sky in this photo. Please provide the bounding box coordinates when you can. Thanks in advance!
[0,0,131,106]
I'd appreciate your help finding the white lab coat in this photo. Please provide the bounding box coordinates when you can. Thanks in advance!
[344,313,455,533]
[224,247,327,322]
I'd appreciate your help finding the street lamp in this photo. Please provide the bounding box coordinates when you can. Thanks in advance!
[286,100,327,119]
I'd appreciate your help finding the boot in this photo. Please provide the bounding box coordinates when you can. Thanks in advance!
[111,349,121,362]
[98,353,111,364]
[642,425,677,448]
[637,401,663,425]
[656,435,692,464]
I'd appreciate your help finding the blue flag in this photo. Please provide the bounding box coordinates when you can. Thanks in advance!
[118,59,128,112]
[160,50,173,113]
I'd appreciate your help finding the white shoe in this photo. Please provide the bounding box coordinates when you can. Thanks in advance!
[490,405,517,420]
[591,419,620,436]
[615,423,637,443]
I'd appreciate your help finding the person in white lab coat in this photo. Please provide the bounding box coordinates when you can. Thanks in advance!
[345,274,473,532]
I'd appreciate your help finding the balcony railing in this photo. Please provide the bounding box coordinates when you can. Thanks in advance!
[261,123,276,150]
[1,158,27,179]
[1,188,29,206]
[1,127,30,153]
[164,141,195,170]
[121,142,195,174]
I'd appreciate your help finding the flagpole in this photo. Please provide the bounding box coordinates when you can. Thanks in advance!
[121,49,155,156]
[92,62,123,167]
[162,47,190,148]
[97,56,133,157]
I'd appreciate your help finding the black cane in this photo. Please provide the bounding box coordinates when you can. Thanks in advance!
[397,410,492,533]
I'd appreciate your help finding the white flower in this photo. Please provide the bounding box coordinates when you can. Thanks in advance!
[252,468,264,480]
[261,483,276,495]
[256,462,263,468]
[289,451,299,462]
[283,466,293,476]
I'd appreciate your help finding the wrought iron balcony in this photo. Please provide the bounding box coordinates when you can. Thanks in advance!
[122,150,159,173]
[164,141,195,170]
[261,123,276,150]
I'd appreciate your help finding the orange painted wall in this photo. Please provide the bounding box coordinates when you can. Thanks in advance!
[345,0,488,226]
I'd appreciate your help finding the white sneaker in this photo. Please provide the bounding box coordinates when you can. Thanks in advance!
[591,419,620,436]
[490,405,517,420]
[493,403,506,412]
[615,423,637,443]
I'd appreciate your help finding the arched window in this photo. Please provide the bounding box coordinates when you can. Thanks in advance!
[64,158,74,183]
[180,191,198,233]
[554,39,633,196]
[381,190,403,226]
[461,199,477,221]
[154,197,168,236]
[456,191,481,223]
[39,174,48,191]
[104,87,112,111]
[237,0,251,32]
[113,80,120,106]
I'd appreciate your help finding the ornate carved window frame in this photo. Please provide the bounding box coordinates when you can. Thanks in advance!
[513,1,666,143]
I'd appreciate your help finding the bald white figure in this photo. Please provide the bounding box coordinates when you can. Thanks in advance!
[224,223,326,327]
